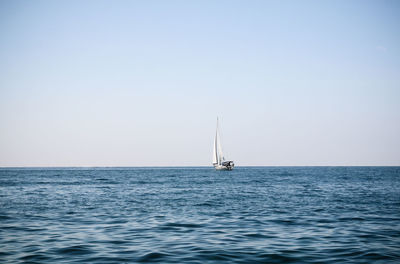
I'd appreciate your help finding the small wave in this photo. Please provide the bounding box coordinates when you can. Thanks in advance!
[0,214,13,220]
[243,233,274,239]
[83,256,133,262]
[202,253,232,261]
[257,253,297,263]
[106,219,128,224]
[277,172,294,177]
[316,218,335,224]
[19,253,50,261]
[0,251,12,257]
[338,216,365,221]
[163,222,203,228]
[195,202,213,207]
[361,252,399,260]
[55,245,93,255]
[194,250,235,261]
[158,222,204,231]
[270,219,298,225]
[1,225,47,232]
[109,240,130,245]
[137,252,168,262]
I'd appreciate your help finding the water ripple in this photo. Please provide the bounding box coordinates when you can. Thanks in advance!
[0,167,399,263]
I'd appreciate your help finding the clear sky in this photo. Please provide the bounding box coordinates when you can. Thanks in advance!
[1,0,399,166]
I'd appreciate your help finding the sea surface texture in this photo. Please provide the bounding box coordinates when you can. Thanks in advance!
[0,167,399,263]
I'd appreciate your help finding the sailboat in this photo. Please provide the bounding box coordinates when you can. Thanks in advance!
[213,118,234,170]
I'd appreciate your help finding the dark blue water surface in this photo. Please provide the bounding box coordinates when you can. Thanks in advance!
[0,167,399,263]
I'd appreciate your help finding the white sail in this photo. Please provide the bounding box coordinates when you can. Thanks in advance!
[213,128,218,164]
[216,125,224,165]
[213,118,225,165]
[212,117,234,170]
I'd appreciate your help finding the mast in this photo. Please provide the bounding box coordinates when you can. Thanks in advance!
[217,118,224,165]
[213,124,218,165]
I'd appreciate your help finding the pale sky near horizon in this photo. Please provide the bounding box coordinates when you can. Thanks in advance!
[1,0,399,166]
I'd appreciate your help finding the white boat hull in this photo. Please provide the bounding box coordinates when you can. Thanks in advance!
[213,161,234,171]
[214,165,230,171]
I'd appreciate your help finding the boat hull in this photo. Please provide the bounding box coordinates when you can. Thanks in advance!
[213,161,234,171]
[215,166,231,171]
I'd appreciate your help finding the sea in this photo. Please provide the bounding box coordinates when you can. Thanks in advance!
[0,167,399,263]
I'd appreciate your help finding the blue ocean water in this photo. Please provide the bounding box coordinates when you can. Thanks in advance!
[0,167,399,263]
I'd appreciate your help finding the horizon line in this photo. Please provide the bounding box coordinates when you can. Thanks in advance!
[1,165,399,168]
